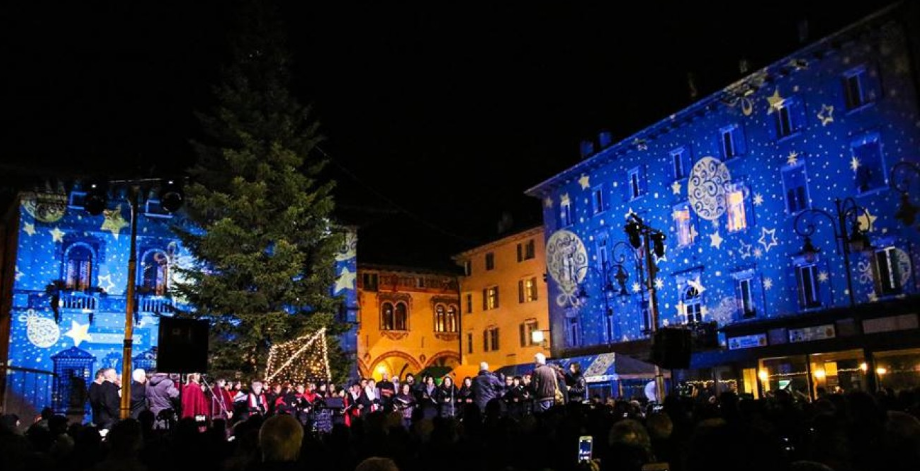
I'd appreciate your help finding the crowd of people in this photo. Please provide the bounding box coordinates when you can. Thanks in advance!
[1,355,918,471]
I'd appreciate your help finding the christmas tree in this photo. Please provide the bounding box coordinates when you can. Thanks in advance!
[174,0,348,380]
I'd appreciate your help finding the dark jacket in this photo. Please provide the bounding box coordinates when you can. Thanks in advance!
[531,364,557,402]
[129,380,147,419]
[146,373,180,416]
[566,370,587,402]
[96,381,121,428]
[471,370,504,412]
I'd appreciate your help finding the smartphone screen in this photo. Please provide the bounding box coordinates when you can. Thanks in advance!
[578,435,593,463]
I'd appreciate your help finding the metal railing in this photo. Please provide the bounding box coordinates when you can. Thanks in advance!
[2,366,56,427]
[60,291,98,311]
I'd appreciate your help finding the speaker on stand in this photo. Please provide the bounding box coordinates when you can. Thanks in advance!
[651,327,692,370]
[156,317,209,373]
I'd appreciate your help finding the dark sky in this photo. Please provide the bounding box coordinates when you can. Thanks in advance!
[1,0,898,269]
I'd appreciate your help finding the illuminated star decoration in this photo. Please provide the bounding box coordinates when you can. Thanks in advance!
[50,227,65,243]
[766,88,784,114]
[753,193,764,206]
[687,276,706,295]
[631,282,642,293]
[857,209,877,232]
[15,267,23,281]
[334,267,356,294]
[543,197,553,208]
[738,241,753,259]
[671,180,682,195]
[64,320,93,347]
[786,151,799,166]
[654,278,664,290]
[24,222,36,236]
[817,104,835,126]
[578,174,591,190]
[560,193,571,206]
[98,274,117,293]
[764,278,774,290]
[101,205,129,239]
[818,271,829,283]
[709,231,724,249]
[850,156,861,172]
[758,227,778,253]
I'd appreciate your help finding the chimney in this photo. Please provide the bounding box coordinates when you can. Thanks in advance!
[739,57,750,75]
[497,211,513,235]
[687,72,698,101]
[598,130,613,149]
[579,139,596,159]
[798,20,809,44]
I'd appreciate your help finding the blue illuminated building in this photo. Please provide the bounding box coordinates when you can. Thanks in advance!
[526,5,920,399]
[0,186,358,420]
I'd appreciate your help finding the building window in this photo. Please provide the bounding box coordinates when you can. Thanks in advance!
[64,244,94,291]
[565,317,580,347]
[774,99,802,139]
[518,277,538,303]
[844,67,870,110]
[485,252,495,271]
[520,320,539,347]
[140,250,169,295]
[671,147,688,180]
[782,164,809,214]
[852,134,886,193]
[605,312,615,343]
[517,239,535,262]
[434,304,459,333]
[465,293,473,313]
[683,285,702,324]
[726,183,747,232]
[381,301,408,331]
[721,124,745,158]
[628,166,647,200]
[875,246,904,296]
[467,333,473,353]
[483,286,499,310]
[463,260,472,276]
[560,199,574,227]
[362,273,379,292]
[596,237,609,271]
[738,277,756,318]
[796,263,821,309]
[483,327,500,352]
[417,277,426,289]
[674,203,694,247]
[592,186,605,215]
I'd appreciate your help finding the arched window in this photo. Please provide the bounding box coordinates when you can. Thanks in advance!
[381,302,395,330]
[446,305,458,333]
[141,250,169,295]
[435,304,446,332]
[394,302,408,331]
[64,245,94,291]
[683,285,702,324]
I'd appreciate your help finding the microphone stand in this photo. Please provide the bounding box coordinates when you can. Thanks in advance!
[200,375,230,423]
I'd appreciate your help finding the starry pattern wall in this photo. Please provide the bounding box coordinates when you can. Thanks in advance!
[536,16,920,351]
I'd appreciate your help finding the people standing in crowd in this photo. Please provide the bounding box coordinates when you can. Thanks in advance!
[531,353,558,413]
[245,380,268,419]
[471,362,504,413]
[377,373,395,412]
[146,370,180,429]
[503,376,527,419]
[96,368,121,430]
[265,383,283,415]
[87,369,105,426]
[393,382,417,429]
[258,414,303,468]
[181,373,209,420]
[209,378,235,422]
[363,378,380,413]
[438,375,458,418]
[129,369,148,419]
[566,362,588,404]
[417,375,439,420]
[458,376,475,409]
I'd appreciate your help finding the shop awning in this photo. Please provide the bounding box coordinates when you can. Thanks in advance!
[491,353,667,383]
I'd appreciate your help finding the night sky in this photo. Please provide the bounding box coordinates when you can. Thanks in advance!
[1,0,898,269]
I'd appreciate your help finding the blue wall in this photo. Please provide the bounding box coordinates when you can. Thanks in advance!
[531,13,920,353]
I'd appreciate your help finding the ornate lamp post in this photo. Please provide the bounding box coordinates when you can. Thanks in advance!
[792,197,873,308]
[83,177,184,419]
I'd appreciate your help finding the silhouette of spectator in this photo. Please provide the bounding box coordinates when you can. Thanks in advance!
[258,414,303,470]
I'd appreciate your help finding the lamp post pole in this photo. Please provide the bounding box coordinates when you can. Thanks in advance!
[890,162,920,227]
[625,213,666,403]
[120,185,140,419]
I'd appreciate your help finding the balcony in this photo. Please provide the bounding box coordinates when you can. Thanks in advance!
[138,294,174,314]
[58,291,98,311]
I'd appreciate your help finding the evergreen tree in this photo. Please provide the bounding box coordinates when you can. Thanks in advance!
[174,1,348,380]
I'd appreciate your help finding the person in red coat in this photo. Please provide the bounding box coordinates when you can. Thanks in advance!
[181,373,210,420]
[208,378,235,422]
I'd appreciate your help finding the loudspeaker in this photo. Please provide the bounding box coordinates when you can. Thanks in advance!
[157,317,209,373]
[651,328,692,369]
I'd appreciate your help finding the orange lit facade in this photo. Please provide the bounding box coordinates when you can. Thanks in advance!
[453,227,550,371]
[356,264,461,381]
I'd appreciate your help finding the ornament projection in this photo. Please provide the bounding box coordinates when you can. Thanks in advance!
[528,14,920,351]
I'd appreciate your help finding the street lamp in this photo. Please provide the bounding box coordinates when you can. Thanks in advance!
[82,177,184,419]
[890,162,920,227]
[793,197,873,307]
[624,212,667,403]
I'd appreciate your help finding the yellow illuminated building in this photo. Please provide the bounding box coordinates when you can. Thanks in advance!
[453,227,550,373]
[356,264,461,381]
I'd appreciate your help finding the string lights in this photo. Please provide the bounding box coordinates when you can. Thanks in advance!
[265,328,331,384]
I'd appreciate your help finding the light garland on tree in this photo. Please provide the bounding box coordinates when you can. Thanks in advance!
[264,328,331,384]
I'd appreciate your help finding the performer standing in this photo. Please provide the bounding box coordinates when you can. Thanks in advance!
[393,383,416,429]
[245,381,268,419]
[208,378,235,422]
[181,373,210,420]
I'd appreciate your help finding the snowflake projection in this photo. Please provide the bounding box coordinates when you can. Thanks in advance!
[857,259,875,285]
[687,156,732,221]
[708,297,739,324]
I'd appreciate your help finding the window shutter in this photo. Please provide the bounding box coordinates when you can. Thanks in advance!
[518,280,525,303]
[531,277,538,300]
[482,289,487,310]
[483,331,488,352]
[519,324,526,347]
[495,287,499,308]
[517,244,523,262]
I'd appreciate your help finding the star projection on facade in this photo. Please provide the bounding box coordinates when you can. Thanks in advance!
[101,205,129,239]
[632,282,642,293]
[578,174,591,190]
[64,320,93,347]
[671,180,682,195]
[560,193,571,206]
[786,151,800,166]
[738,241,753,259]
[818,271,829,283]
[334,267,356,294]
[654,278,664,290]
[764,278,774,290]
[50,227,65,243]
[24,222,36,236]
[543,197,553,208]
[758,227,779,253]
[753,193,764,206]
[817,104,835,126]
[850,156,861,172]
[98,274,117,293]
[709,231,724,249]
[766,88,785,113]
[857,209,877,232]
